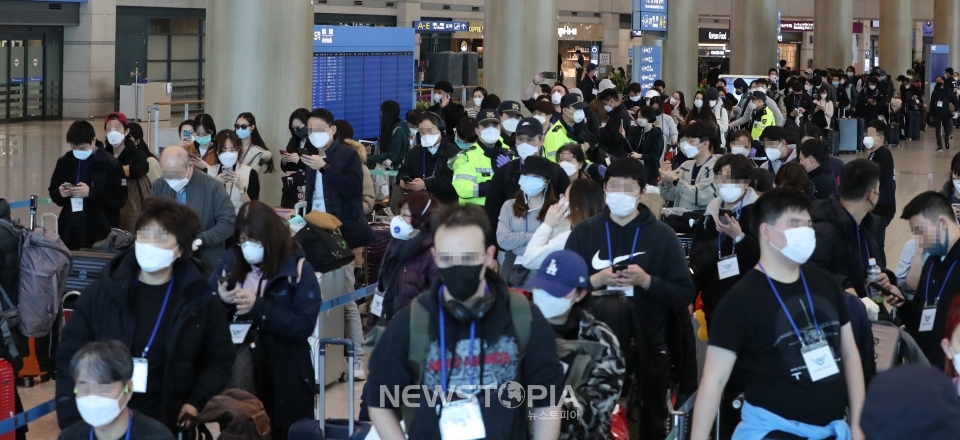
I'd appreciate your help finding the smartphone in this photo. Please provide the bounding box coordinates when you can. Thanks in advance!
[401,176,414,183]
[298,148,310,157]
[612,263,629,273]
[542,71,557,79]
[869,282,896,298]
[61,182,75,189]
[218,276,237,291]
[182,129,192,140]
[718,208,733,225]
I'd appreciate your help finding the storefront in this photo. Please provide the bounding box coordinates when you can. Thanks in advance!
[698,28,730,70]
[778,32,803,71]
[557,22,603,83]
[451,21,484,68]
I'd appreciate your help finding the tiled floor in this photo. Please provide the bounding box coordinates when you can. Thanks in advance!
[0,119,952,437]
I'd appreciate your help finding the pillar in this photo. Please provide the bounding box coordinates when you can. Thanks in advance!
[730,0,778,74]
[484,0,557,106]
[601,11,620,69]
[858,19,872,73]
[660,0,698,102]
[397,0,422,61]
[813,0,852,69]
[934,0,960,76]
[879,0,912,77]
[63,0,116,118]
[206,0,313,207]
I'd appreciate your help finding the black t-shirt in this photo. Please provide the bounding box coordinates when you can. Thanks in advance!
[128,281,177,422]
[58,410,175,440]
[710,266,851,426]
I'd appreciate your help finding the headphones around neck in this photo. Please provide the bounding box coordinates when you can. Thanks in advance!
[442,288,495,323]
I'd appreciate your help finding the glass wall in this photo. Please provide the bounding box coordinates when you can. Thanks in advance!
[0,27,64,122]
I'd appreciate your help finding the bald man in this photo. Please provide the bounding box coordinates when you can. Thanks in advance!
[150,145,235,275]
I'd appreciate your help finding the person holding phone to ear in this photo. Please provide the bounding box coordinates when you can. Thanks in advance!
[428,80,465,138]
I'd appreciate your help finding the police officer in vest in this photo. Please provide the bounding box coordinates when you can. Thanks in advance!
[498,101,523,150]
[451,110,514,205]
[544,94,591,163]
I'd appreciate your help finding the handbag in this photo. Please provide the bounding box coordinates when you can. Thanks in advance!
[90,228,134,254]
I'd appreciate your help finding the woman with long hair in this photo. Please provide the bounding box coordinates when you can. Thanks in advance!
[128,122,161,183]
[104,112,151,232]
[191,114,218,170]
[207,129,260,212]
[234,112,275,175]
[497,156,560,286]
[210,201,322,439]
[367,100,410,171]
[279,108,313,208]
[521,178,605,270]
[669,91,689,122]
[683,91,718,128]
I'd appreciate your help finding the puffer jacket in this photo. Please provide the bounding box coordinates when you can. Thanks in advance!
[809,195,885,299]
[376,233,438,319]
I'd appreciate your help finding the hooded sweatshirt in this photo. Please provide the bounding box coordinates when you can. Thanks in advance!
[808,196,885,299]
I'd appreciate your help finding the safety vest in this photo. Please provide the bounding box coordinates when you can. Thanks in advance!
[543,120,576,162]
[208,164,253,213]
[750,106,776,140]
[450,145,495,205]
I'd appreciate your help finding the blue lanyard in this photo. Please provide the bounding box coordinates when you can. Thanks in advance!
[717,198,744,258]
[924,261,958,305]
[605,222,641,267]
[133,276,175,358]
[437,284,477,394]
[849,213,871,270]
[89,409,132,440]
[221,165,238,199]
[423,149,440,178]
[758,264,822,346]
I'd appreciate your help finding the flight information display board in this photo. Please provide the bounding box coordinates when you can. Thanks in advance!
[312,26,415,140]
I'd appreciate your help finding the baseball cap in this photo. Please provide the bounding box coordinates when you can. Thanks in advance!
[104,112,129,127]
[514,118,543,138]
[476,109,501,124]
[861,364,960,439]
[751,91,767,102]
[498,101,522,117]
[879,69,888,76]
[560,93,588,110]
[526,250,589,298]
[598,79,616,92]
[519,156,553,180]
[644,89,660,99]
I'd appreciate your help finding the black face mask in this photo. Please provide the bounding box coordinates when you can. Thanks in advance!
[439,264,485,301]
[293,126,308,140]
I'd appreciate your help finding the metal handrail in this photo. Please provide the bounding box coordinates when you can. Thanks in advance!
[154,99,205,121]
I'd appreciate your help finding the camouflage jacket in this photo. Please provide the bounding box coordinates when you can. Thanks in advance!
[555,308,626,440]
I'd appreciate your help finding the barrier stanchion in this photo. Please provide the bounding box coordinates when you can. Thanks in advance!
[0,399,56,435]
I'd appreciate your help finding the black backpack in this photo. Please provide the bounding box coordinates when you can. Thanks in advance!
[294,223,354,273]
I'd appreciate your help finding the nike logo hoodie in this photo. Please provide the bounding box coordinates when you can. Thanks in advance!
[564,204,696,349]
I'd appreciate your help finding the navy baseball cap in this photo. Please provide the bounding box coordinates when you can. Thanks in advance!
[526,250,588,298]
[476,109,500,124]
[560,93,588,110]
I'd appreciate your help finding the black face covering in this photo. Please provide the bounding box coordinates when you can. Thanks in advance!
[293,126,308,139]
[439,264,485,301]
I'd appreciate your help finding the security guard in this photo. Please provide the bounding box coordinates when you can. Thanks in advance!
[543,93,590,162]
[498,101,523,150]
[451,110,513,205]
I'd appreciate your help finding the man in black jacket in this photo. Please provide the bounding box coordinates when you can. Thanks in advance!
[857,76,887,124]
[48,120,128,250]
[785,79,817,126]
[929,77,959,151]
[598,88,633,142]
[798,139,839,200]
[565,158,695,440]
[428,80,466,138]
[864,120,897,258]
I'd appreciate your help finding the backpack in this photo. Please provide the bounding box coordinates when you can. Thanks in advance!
[293,212,354,273]
[401,291,531,433]
[198,388,271,440]
[18,226,71,338]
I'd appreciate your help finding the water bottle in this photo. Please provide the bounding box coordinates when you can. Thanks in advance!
[867,258,881,298]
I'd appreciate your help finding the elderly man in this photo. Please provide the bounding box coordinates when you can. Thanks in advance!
[150,145,235,275]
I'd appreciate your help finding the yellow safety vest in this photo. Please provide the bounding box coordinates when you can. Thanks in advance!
[750,107,776,140]
[543,120,576,163]
[450,145,495,205]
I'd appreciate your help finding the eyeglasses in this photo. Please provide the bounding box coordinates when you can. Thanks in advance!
[234,124,251,130]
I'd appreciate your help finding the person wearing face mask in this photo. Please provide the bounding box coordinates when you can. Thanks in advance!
[856,76,886,124]
[756,126,796,174]
[367,204,565,440]
[876,69,895,100]
[232,112,274,176]
[648,96,680,148]
[466,86,488,119]
[627,106,665,185]
[811,85,835,133]
[49,120,128,250]
[578,63,601,104]
[807,159,886,301]
[543,93,592,163]
[207,130,259,213]
[786,79,817,126]
[57,341,174,440]
[659,123,720,211]
[190,114,218,170]
[730,91,777,141]
[734,80,784,128]
[279,108,313,209]
[394,112,458,206]
[532,99,557,135]
[484,118,570,233]
[706,88,730,149]
[898,74,922,116]
[450,110,514,207]
[55,198,235,433]
[497,101,523,149]
[589,78,617,125]
[623,82,644,112]
[690,188,866,440]
[103,112,152,233]
[938,153,960,209]
[682,91,718,129]
[426,81,464,138]
[862,121,897,257]
[209,201,321,438]
[522,179,605,270]
[364,100,410,172]
[496,157,559,287]
[797,139,839,200]
[929,76,959,151]
[598,88,633,143]
[525,250,625,440]
[554,144,596,182]
[565,158,696,440]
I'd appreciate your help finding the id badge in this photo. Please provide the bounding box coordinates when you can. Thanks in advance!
[938,101,944,108]
[132,358,148,393]
[717,254,740,280]
[229,322,253,344]
[919,305,937,332]
[439,399,486,440]
[606,285,634,297]
[370,293,384,317]
[801,340,840,382]
[71,198,83,212]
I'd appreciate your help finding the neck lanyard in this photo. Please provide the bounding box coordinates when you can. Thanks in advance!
[239,144,255,166]
[133,276,175,359]
[849,213,871,270]
[89,409,132,440]
[222,165,239,199]
[794,95,802,109]
[423,149,441,178]
[437,284,477,395]
[925,260,958,305]
[605,222,641,266]
[718,198,745,258]
[758,263,822,346]
[76,150,93,184]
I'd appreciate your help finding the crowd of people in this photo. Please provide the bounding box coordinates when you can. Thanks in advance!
[0,58,955,440]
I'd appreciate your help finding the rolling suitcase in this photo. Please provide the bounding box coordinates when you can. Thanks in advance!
[838,118,861,153]
[0,358,14,440]
[363,223,391,286]
[289,338,371,440]
[887,122,900,145]
[905,110,922,140]
[826,129,841,155]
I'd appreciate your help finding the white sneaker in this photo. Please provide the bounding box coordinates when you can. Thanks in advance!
[353,359,367,381]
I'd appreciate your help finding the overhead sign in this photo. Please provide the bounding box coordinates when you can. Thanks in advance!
[924,21,934,38]
[631,30,642,38]
[632,0,667,34]
[412,20,468,33]
[780,20,814,31]
[637,0,666,13]
[631,46,662,94]
[699,29,729,42]
[598,53,611,65]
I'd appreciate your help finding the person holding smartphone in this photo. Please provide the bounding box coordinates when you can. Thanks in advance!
[428,80,465,138]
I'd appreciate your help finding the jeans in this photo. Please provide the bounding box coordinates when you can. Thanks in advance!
[342,261,365,358]
[935,114,954,148]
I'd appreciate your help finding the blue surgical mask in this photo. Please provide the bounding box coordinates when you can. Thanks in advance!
[455,139,472,150]
[931,221,951,257]
[832,81,839,87]
[236,128,251,140]
[195,135,212,147]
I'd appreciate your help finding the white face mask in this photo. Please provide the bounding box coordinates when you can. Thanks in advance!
[603,105,614,113]
[533,115,547,124]
[427,145,440,155]
[473,97,483,107]
[770,226,817,264]
[516,143,539,160]
[559,161,578,176]
[165,176,189,193]
[518,175,547,197]
[709,100,718,108]
[73,148,93,161]
[309,132,330,149]
[693,99,703,109]
[670,97,678,105]
[502,118,520,133]
[951,348,960,374]
[421,133,441,148]
[241,241,264,265]
[76,393,127,428]
[390,215,414,240]
[953,179,960,194]
[532,288,574,319]
[480,127,500,144]
[135,242,177,273]
[862,136,875,150]
[637,119,648,128]
[679,140,701,158]
[552,92,563,105]
[573,109,586,123]
[218,151,239,168]
[731,146,749,156]
[770,75,778,81]
[869,85,877,90]
[107,130,125,147]
[765,147,782,161]
[718,185,745,204]
[820,94,828,99]
[629,95,641,102]
[433,93,445,103]
[606,192,639,217]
